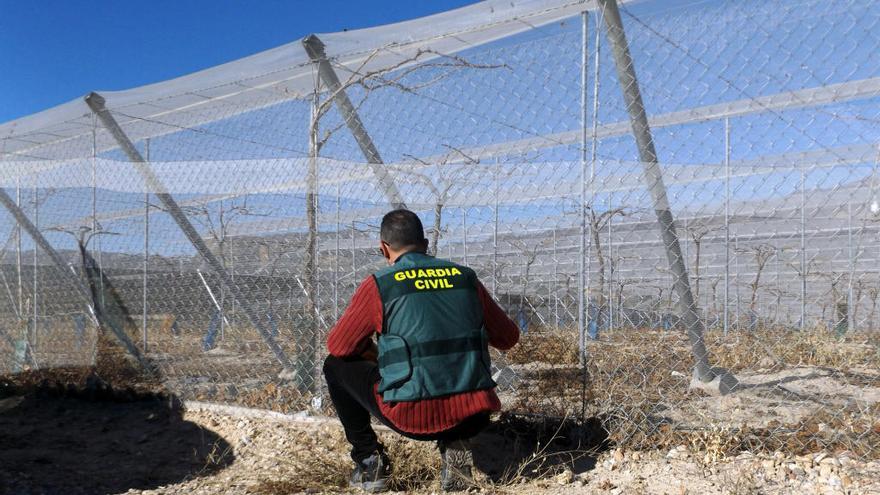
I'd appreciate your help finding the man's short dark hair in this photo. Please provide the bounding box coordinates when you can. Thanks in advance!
[380,209,426,249]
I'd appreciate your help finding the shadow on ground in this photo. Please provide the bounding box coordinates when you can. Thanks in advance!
[0,374,234,495]
[471,413,609,482]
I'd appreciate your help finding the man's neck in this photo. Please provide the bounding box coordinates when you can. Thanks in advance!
[390,249,428,264]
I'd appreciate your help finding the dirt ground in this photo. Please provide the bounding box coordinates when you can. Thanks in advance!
[660,364,880,428]
[2,391,878,495]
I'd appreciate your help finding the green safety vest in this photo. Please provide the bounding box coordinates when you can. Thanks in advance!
[373,252,496,402]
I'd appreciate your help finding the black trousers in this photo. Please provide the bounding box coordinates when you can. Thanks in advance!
[323,355,490,462]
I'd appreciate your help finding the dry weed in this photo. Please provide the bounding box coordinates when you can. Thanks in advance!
[8,319,879,469]
[505,326,880,459]
[707,327,879,372]
[249,425,440,494]
[382,434,441,491]
[611,402,880,462]
[249,426,350,493]
[687,426,742,465]
[506,328,580,365]
[249,414,607,494]
[507,324,878,375]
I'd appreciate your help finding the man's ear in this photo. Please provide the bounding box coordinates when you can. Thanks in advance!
[420,238,430,253]
[379,241,392,261]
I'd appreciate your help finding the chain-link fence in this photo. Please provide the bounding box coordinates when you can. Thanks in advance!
[1,0,879,457]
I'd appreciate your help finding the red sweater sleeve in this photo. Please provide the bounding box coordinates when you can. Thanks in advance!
[326,276,383,357]
[477,281,519,351]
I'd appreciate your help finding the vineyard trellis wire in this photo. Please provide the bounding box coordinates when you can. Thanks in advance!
[1,0,879,457]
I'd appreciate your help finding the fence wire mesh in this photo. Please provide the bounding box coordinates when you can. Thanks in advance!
[1,0,879,458]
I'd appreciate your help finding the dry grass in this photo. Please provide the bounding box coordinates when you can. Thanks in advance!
[507,324,879,371]
[508,323,879,362]
[497,325,879,458]
[248,426,440,494]
[247,414,604,494]
[247,430,349,493]
[638,402,880,461]
[708,326,880,372]
[507,329,580,365]
[5,320,879,470]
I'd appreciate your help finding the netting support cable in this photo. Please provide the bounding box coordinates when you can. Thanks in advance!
[597,0,715,383]
[84,92,295,373]
[301,34,407,210]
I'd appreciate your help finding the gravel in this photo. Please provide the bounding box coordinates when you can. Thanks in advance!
[123,408,880,495]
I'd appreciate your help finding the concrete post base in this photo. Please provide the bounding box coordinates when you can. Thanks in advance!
[689,367,739,396]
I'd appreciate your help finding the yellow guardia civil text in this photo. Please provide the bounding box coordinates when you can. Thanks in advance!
[393,267,461,290]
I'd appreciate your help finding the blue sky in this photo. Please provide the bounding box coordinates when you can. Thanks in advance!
[0,0,477,124]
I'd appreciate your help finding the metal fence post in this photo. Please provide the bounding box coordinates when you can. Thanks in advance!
[552,227,558,328]
[848,202,854,333]
[607,198,614,333]
[774,248,780,326]
[143,138,150,353]
[303,71,321,393]
[15,176,21,321]
[578,10,589,364]
[90,125,107,312]
[84,92,294,373]
[462,209,468,265]
[588,8,601,340]
[334,184,340,320]
[683,216,689,279]
[735,236,740,328]
[493,165,499,295]
[598,0,714,382]
[32,186,37,350]
[351,220,356,293]
[218,203,225,342]
[724,118,730,335]
[801,167,807,329]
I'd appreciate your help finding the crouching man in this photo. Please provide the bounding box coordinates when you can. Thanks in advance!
[323,209,519,492]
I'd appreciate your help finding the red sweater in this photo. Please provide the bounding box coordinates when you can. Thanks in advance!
[326,275,519,434]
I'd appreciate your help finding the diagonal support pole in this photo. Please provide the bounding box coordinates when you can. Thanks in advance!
[597,0,728,387]
[84,92,294,372]
[0,188,149,369]
[302,34,407,209]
